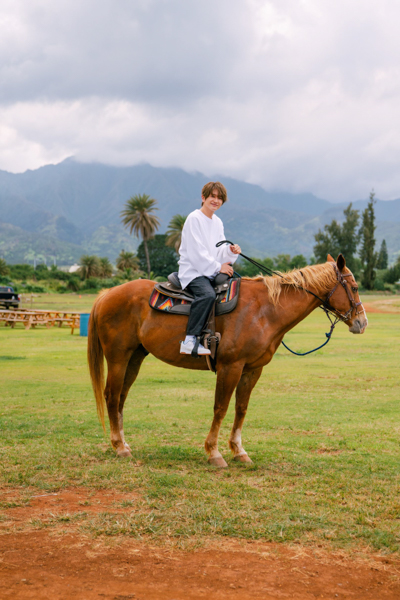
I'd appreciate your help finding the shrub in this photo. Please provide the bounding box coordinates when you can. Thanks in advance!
[23,284,48,293]
[8,264,35,280]
[66,277,81,292]
[0,275,13,285]
[35,264,50,280]
[374,279,385,291]
[82,277,101,290]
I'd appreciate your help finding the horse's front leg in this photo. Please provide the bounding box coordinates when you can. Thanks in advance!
[229,367,263,463]
[205,362,244,468]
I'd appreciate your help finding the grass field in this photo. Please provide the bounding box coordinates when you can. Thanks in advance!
[0,298,399,553]
[19,292,97,312]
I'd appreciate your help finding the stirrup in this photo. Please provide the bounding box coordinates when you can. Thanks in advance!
[191,336,201,357]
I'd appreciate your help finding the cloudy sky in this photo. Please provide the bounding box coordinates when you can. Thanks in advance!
[1,0,400,201]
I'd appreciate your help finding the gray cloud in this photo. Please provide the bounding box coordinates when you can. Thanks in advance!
[1,0,400,201]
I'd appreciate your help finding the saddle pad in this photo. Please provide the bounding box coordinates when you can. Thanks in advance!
[149,277,241,316]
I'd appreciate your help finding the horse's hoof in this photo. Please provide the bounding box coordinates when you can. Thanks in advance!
[117,448,132,458]
[233,453,253,464]
[208,456,228,468]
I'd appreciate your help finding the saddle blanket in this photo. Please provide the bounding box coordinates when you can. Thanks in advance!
[149,277,241,316]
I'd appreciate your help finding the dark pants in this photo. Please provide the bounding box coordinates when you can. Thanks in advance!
[186,276,216,336]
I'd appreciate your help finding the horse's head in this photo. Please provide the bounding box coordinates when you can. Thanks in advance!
[326,254,368,334]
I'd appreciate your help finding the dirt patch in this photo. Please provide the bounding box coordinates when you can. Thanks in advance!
[313,448,343,455]
[0,488,138,524]
[363,297,400,314]
[1,488,400,599]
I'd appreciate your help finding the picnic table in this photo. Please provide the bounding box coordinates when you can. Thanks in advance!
[0,309,81,333]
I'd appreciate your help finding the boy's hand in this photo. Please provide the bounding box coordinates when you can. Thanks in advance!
[220,262,234,276]
[230,244,241,254]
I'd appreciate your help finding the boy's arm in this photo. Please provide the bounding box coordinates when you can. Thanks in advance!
[216,223,239,265]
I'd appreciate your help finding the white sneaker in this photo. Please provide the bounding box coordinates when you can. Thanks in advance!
[180,340,211,355]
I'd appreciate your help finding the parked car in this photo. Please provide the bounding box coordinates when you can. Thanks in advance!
[0,286,21,309]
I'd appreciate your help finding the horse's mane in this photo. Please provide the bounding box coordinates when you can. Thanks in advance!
[244,262,341,306]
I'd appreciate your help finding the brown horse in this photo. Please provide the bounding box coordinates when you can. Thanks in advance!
[88,254,367,467]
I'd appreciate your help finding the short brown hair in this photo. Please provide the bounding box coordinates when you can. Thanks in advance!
[201,181,228,204]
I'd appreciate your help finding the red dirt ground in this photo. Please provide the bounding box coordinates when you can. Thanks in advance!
[363,298,400,314]
[1,488,400,599]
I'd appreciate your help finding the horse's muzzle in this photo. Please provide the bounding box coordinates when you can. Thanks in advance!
[349,316,368,334]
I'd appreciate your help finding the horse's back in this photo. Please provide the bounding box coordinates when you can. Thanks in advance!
[94,279,154,316]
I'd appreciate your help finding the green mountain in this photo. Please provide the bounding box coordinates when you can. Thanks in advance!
[0,158,399,264]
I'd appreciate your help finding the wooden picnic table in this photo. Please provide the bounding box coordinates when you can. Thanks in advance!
[0,310,81,333]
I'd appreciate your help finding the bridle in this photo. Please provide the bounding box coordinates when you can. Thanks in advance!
[323,263,365,324]
[215,240,365,356]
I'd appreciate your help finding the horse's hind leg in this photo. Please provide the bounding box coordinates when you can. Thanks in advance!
[118,346,148,454]
[229,367,263,464]
[104,357,132,458]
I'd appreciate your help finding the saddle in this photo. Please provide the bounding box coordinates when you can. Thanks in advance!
[149,272,241,372]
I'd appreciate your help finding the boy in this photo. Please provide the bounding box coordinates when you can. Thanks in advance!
[178,181,241,355]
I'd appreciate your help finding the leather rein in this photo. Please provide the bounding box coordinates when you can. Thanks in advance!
[216,241,364,356]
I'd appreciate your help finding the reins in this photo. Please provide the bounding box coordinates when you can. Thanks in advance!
[216,240,361,356]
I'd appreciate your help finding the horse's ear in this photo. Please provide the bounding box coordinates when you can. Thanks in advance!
[337,254,346,272]
[327,254,335,262]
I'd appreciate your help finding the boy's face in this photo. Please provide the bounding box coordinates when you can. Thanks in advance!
[201,189,223,215]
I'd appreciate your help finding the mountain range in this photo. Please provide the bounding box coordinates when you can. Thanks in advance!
[0,158,399,265]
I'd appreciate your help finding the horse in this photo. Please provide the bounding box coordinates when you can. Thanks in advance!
[87,254,367,468]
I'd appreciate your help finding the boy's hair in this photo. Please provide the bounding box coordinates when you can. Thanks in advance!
[201,181,228,204]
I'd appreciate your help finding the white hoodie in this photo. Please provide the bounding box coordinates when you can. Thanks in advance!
[178,209,238,290]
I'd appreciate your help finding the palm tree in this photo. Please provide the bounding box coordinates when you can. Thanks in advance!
[98,257,113,278]
[166,214,187,252]
[79,255,100,280]
[116,250,139,273]
[120,194,160,277]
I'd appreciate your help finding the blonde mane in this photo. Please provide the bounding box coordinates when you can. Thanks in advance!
[244,262,342,306]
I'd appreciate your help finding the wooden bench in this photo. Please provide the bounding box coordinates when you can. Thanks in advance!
[51,312,80,334]
[0,310,81,333]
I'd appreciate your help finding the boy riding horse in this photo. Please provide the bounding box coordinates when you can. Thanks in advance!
[178,182,241,355]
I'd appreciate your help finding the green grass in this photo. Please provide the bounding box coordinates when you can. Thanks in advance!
[0,306,399,552]
[19,292,97,312]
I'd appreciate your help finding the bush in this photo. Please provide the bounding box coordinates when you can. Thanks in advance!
[9,264,35,280]
[82,277,101,290]
[0,259,9,277]
[383,260,400,284]
[235,256,274,277]
[66,277,81,292]
[374,279,385,291]
[0,275,13,285]
[35,264,50,280]
[23,284,48,293]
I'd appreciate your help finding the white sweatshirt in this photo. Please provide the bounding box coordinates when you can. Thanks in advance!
[178,209,238,289]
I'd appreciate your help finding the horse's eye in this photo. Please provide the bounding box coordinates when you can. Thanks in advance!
[352,287,358,293]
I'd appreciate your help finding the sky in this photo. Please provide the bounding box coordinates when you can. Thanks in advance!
[1,0,400,201]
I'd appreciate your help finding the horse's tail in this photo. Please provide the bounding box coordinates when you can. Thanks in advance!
[87,293,107,432]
